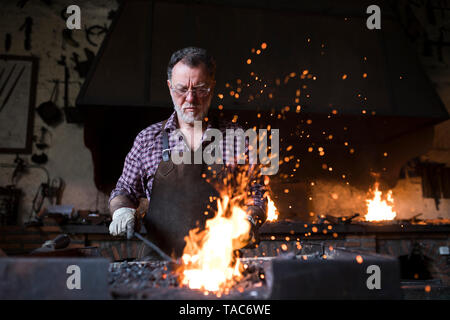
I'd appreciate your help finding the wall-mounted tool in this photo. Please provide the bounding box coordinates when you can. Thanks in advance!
[62,29,80,48]
[11,154,26,184]
[85,25,108,47]
[19,16,33,51]
[71,48,95,78]
[57,55,83,123]
[36,80,63,127]
[31,126,51,165]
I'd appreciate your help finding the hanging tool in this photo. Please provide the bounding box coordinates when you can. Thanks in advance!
[85,25,108,47]
[57,55,82,123]
[71,48,95,78]
[57,55,69,109]
[19,17,33,51]
[36,80,63,126]
[11,154,26,185]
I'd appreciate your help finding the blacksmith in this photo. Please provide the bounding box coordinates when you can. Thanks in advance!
[108,47,267,258]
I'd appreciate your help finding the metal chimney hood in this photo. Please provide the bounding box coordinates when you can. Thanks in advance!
[77,0,449,191]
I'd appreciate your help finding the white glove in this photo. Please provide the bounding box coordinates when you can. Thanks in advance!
[109,207,136,239]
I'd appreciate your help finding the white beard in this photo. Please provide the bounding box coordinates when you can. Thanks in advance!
[172,96,211,125]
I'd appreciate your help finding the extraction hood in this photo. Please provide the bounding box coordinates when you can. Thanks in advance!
[77,0,449,193]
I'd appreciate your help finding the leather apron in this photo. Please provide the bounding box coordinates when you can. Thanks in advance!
[142,120,224,259]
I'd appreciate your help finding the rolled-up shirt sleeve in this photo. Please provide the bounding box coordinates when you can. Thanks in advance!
[109,133,146,206]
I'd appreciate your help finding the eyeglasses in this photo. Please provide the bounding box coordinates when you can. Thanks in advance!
[170,86,211,98]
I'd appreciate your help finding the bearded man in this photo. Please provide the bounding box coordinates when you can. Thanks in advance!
[108,47,267,258]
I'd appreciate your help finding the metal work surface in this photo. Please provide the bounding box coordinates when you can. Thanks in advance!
[0,257,110,299]
[107,248,403,300]
[0,247,445,299]
[108,258,270,300]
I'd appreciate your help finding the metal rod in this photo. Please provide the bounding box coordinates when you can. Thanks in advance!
[133,232,174,262]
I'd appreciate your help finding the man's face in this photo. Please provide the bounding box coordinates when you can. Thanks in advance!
[168,61,215,125]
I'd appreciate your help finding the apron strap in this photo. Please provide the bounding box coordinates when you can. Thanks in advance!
[161,120,170,162]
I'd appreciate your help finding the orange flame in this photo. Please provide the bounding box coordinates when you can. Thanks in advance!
[266,195,279,221]
[179,195,250,293]
[365,183,396,221]
[178,170,254,294]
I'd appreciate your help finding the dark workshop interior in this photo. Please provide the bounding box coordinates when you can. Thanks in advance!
[0,0,450,303]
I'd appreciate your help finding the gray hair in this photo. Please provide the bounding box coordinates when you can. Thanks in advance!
[167,47,216,80]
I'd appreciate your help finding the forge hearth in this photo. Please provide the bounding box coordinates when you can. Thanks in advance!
[243,218,450,292]
[0,218,448,299]
[108,258,269,300]
[106,248,402,300]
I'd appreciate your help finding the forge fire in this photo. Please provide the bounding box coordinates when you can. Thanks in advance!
[365,183,397,222]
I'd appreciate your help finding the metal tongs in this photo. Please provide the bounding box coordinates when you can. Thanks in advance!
[133,231,175,263]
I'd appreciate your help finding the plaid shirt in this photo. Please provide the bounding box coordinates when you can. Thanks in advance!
[110,111,266,214]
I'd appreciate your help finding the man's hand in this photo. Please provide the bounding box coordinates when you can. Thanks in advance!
[109,207,136,239]
[233,206,266,249]
[232,216,257,250]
